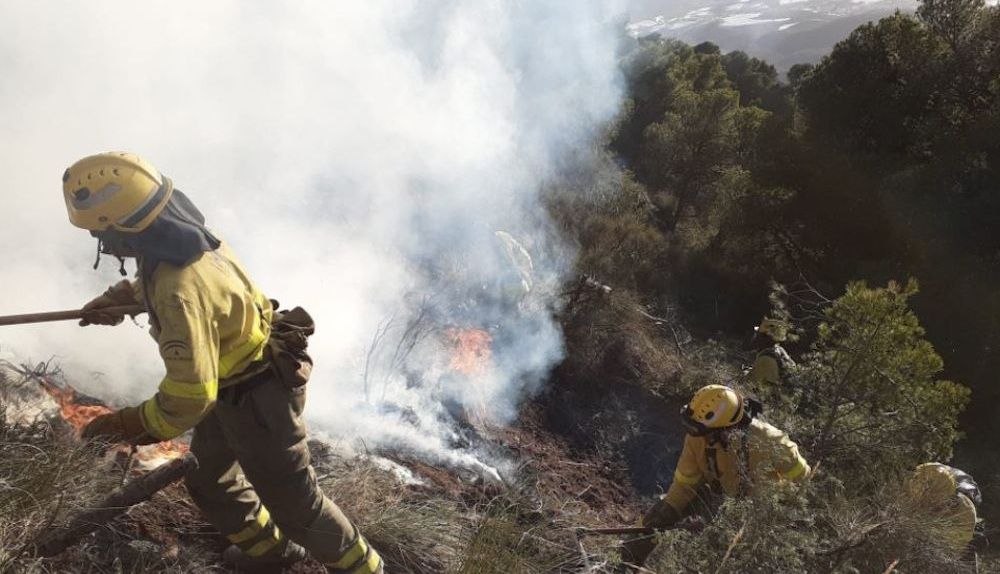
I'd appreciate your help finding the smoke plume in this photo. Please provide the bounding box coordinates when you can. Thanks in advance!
[0,1,623,472]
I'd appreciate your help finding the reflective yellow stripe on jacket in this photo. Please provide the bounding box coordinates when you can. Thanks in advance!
[218,319,268,379]
[781,457,809,480]
[673,468,701,486]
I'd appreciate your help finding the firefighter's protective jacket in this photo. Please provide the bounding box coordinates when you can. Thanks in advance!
[661,418,810,514]
[941,494,978,554]
[747,344,795,388]
[129,242,273,440]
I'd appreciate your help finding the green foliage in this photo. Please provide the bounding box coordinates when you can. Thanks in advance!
[799,12,948,164]
[720,51,787,112]
[566,5,995,566]
[779,281,969,486]
[545,151,666,295]
[917,0,987,50]
[610,0,1000,465]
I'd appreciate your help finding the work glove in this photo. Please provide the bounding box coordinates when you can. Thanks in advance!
[81,406,158,445]
[80,280,139,326]
[641,497,682,530]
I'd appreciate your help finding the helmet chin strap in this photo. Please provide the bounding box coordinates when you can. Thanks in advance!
[92,238,103,271]
[92,237,129,276]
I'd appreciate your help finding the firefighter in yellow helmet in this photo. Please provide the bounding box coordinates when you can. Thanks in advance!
[905,463,985,558]
[745,317,795,390]
[64,152,383,573]
[621,384,810,570]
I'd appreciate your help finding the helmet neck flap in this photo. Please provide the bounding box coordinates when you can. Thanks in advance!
[93,189,220,275]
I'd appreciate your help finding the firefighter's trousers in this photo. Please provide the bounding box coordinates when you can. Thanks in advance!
[184,370,381,573]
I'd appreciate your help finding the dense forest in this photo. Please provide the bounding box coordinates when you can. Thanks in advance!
[548,0,999,570]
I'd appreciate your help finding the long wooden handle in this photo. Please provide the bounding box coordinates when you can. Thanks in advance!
[577,526,654,536]
[0,305,146,326]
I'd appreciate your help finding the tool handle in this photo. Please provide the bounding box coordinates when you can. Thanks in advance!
[35,452,198,557]
[577,526,654,536]
[0,304,146,326]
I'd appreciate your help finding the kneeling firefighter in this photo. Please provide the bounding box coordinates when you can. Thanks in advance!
[622,385,810,570]
[64,152,383,573]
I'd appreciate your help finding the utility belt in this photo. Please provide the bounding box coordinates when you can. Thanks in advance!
[221,304,315,403]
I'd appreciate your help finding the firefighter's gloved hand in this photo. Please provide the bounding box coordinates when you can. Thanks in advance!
[80,280,138,326]
[641,497,682,530]
[81,406,155,445]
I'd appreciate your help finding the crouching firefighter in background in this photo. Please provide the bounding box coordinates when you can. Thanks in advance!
[906,463,988,562]
[63,152,383,574]
[621,385,810,571]
[744,317,795,391]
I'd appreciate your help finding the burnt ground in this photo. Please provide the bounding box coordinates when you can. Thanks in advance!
[539,374,687,500]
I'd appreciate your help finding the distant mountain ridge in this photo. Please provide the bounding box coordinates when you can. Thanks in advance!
[627,0,918,71]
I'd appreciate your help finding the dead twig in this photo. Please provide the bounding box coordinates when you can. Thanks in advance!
[713,521,746,574]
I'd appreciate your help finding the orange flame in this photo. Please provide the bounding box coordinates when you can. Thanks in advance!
[40,379,189,465]
[134,441,191,467]
[447,328,493,376]
[40,380,113,433]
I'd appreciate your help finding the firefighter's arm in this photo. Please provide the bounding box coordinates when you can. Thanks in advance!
[138,293,220,440]
[79,279,143,326]
[659,436,704,519]
[768,428,811,482]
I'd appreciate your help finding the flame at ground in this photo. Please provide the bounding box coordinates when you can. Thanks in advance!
[447,328,493,376]
[134,441,190,468]
[40,379,189,467]
[445,328,496,429]
[39,379,113,434]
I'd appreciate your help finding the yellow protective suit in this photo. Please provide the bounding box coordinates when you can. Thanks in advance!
[110,242,382,572]
[660,418,810,515]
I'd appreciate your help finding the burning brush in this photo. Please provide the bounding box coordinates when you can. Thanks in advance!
[446,327,493,377]
[0,357,200,557]
[445,327,496,429]
[37,377,190,469]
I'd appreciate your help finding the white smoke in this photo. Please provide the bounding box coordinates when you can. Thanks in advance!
[0,1,623,472]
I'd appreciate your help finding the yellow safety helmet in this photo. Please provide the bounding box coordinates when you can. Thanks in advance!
[681,385,748,436]
[62,152,173,232]
[755,317,789,342]
[907,463,958,502]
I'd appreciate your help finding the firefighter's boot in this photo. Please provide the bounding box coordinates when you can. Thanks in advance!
[222,539,308,572]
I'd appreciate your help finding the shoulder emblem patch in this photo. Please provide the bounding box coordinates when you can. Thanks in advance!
[161,339,193,361]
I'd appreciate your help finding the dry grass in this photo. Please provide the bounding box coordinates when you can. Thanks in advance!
[319,455,618,574]
[0,412,219,574]
[319,457,463,573]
